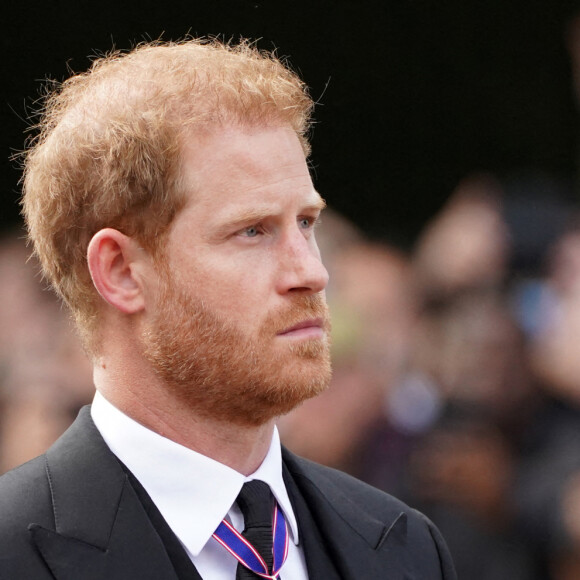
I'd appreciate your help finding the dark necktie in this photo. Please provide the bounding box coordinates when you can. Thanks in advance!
[235,480,275,579]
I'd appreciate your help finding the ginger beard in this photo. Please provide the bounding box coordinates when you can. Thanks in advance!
[140,275,332,426]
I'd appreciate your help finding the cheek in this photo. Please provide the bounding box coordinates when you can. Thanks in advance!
[174,249,277,319]
[197,267,271,321]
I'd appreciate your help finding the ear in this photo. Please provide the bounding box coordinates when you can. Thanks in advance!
[87,228,149,314]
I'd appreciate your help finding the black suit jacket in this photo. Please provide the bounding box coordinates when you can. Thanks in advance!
[0,407,456,579]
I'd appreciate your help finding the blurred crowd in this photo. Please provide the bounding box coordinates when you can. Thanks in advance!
[2,170,580,579]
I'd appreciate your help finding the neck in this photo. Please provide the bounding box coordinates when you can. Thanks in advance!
[93,358,275,476]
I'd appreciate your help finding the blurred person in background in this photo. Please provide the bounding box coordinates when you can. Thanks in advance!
[382,177,539,580]
[515,221,580,580]
[0,232,93,472]
[503,13,580,579]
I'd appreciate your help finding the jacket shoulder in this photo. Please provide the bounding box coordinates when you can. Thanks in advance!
[0,455,55,578]
[283,448,457,580]
[0,455,53,528]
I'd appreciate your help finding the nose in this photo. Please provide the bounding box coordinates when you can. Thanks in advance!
[275,229,329,295]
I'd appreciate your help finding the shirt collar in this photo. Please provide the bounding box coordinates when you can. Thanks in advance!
[90,391,299,556]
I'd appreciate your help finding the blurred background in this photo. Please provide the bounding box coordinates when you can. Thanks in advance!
[3,1,580,578]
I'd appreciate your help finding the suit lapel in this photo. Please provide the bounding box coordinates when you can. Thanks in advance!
[29,407,179,580]
[283,464,343,580]
[283,448,408,580]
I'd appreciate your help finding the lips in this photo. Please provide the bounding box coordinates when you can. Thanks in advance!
[277,317,325,336]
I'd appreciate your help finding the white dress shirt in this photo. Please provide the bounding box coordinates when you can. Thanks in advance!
[91,391,309,579]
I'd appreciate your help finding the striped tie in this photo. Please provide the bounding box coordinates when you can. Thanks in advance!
[212,480,288,579]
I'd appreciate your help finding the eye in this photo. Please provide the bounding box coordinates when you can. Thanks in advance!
[299,216,320,230]
[244,226,259,237]
[234,222,269,240]
[237,224,264,238]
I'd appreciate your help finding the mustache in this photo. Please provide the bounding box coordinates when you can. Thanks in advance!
[264,294,331,336]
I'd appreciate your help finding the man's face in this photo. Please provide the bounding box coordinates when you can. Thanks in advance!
[140,124,332,426]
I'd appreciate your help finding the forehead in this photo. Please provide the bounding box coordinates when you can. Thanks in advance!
[177,124,322,214]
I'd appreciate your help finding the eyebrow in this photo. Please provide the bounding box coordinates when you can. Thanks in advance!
[221,194,327,228]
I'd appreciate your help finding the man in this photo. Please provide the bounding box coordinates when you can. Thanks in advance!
[0,39,456,579]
